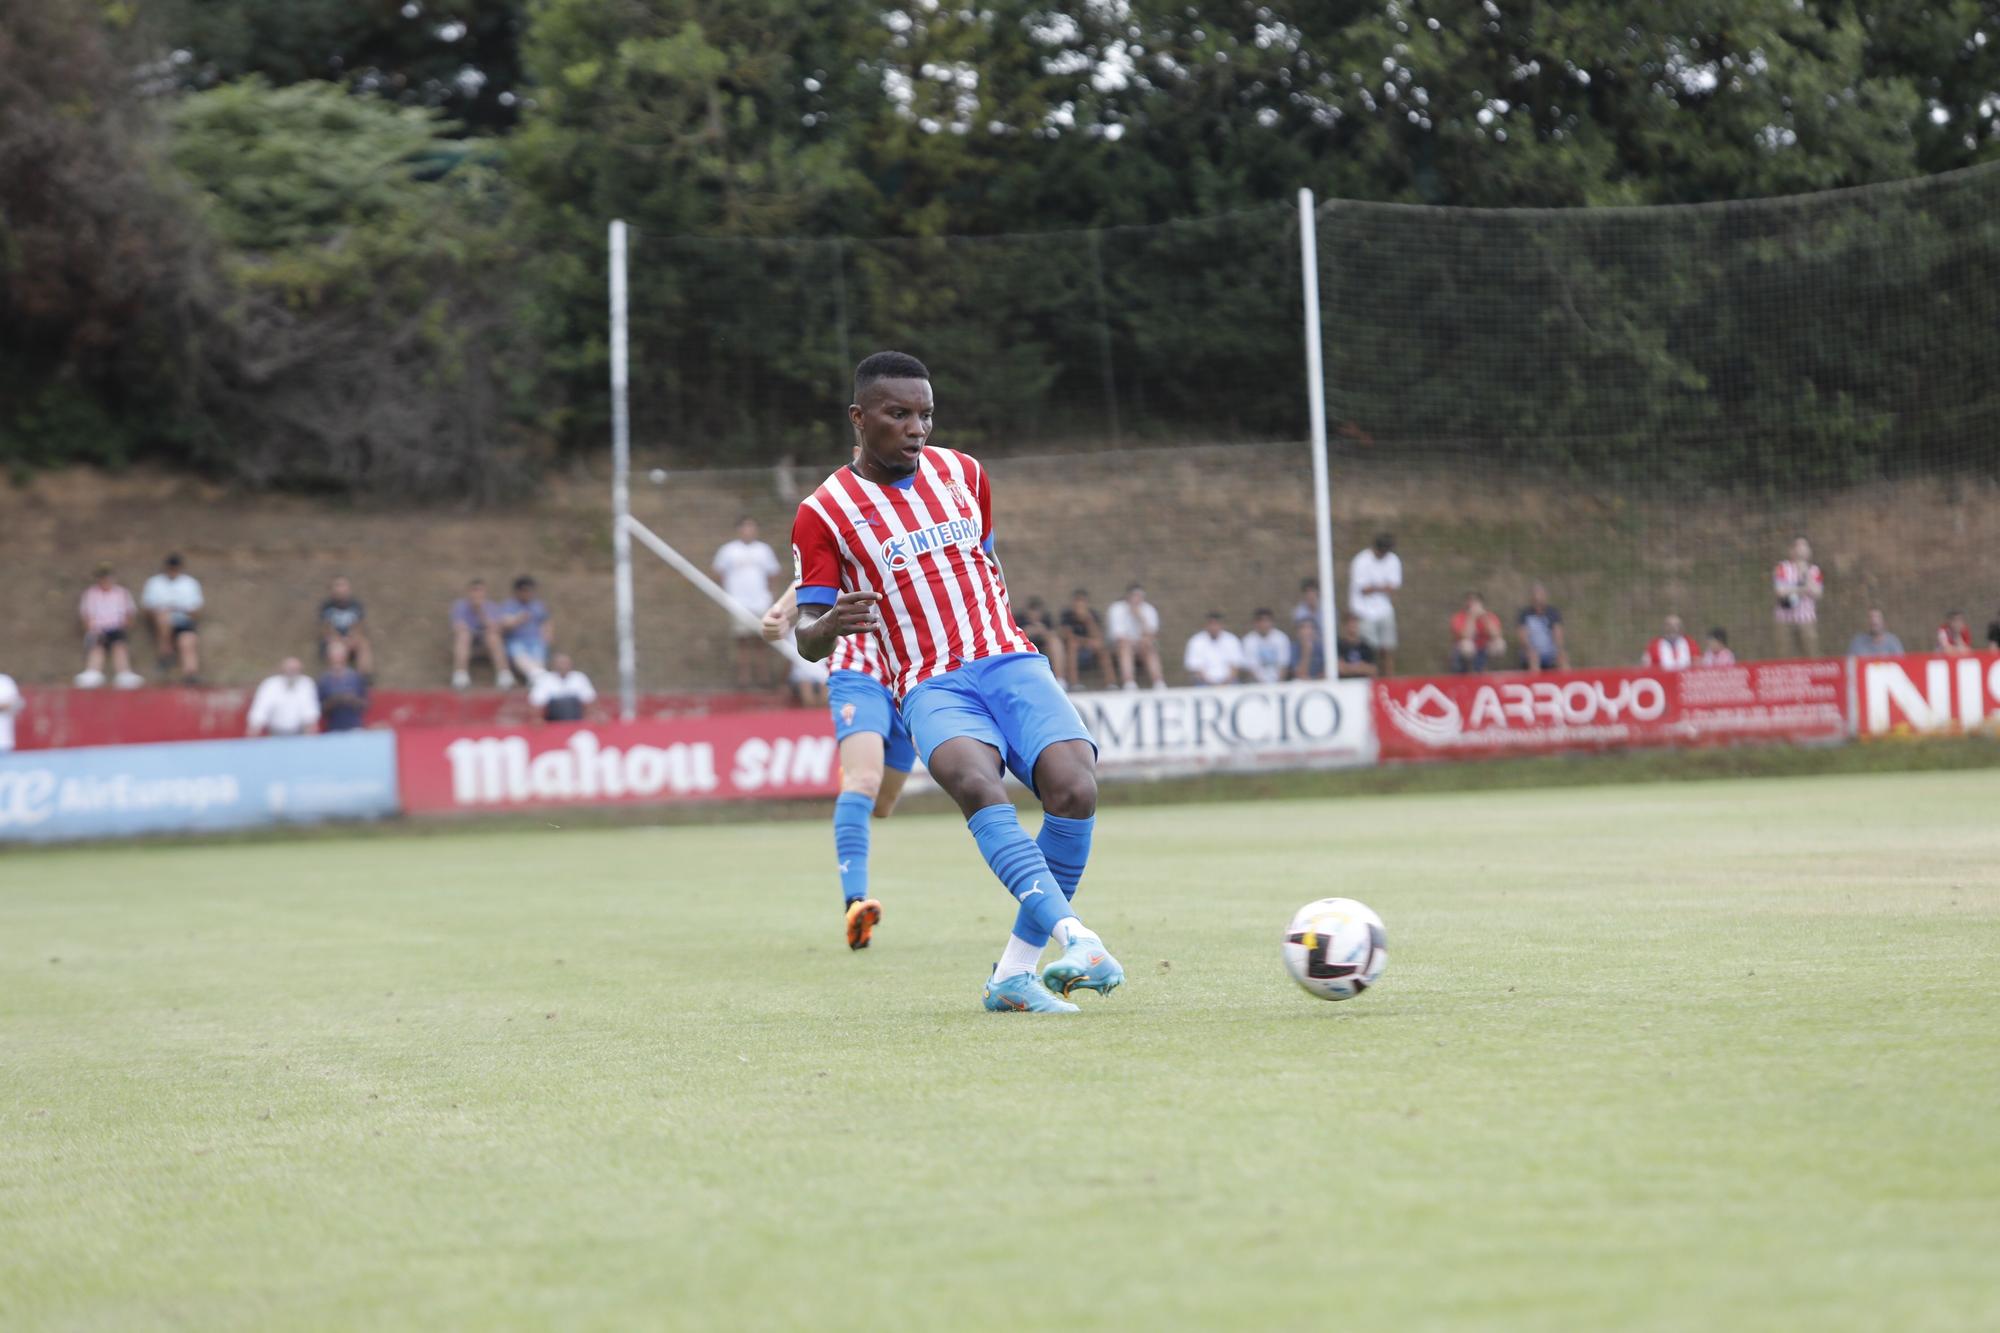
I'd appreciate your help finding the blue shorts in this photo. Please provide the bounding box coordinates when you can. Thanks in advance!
[828,670,915,774]
[901,652,1095,794]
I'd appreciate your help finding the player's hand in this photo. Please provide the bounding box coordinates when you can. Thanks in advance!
[759,603,789,643]
[826,590,883,636]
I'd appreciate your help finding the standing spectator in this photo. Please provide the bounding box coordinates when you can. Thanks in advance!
[714,516,782,689]
[498,575,554,682]
[1242,608,1294,683]
[1105,583,1167,690]
[1701,628,1736,667]
[139,553,204,683]
[1347,533,1402,676]
[1847,610,1903,658]
[450,578,514,689]
[1017,596,1069,686]
[529,651,597,722]
[77,563,142,689]
[318,576,374,676]
[1937,610,1975,656]
[317,640,370,732]
[1291,577,1321,628]
[1772,536,1824,657]
[1642,614,1696,670]
[246,657,320,736]
[1448,592,1508,673]
[1293,616,1328,680]
[1183,611,1245,686]
[0,668,20,752]
[1516,583,1568,672]
[1060,588,1115,690]
[1333,612,1378,678]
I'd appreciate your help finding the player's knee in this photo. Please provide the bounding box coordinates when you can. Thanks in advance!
[1040,766,1097,820]
[841,768,882,800]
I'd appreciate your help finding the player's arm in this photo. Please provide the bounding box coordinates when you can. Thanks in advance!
[791,505,880,663]
[761,582,800,642]
[796,592,881,662]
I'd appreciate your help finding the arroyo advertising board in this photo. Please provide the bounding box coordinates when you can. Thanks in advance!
[1373,660,1848,763]
[395,712,845,813]
[1855,650,2000,737]
[1070,678,1377,776]
[0,732,400,843]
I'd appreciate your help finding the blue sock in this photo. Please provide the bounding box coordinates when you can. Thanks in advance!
[833,791,873,905]
[966,804,1071,941]
[1014,812,1095,946]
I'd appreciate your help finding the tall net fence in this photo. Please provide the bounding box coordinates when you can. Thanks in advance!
[623,169,2000,691]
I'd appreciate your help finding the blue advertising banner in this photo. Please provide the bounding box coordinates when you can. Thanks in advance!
[0,732,400,844]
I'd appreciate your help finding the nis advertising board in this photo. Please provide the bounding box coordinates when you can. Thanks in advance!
[1855,651,2000,737]
[1373,660,1849,763]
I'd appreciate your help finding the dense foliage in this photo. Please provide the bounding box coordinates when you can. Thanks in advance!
[5,1,2000,490]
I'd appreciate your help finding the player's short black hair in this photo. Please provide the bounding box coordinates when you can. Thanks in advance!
[853,351,930,401]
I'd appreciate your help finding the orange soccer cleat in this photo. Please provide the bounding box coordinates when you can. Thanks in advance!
[844,898,883,951]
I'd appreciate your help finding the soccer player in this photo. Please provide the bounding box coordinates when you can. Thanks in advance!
[761,574,913,951]
[792,351,1124,1014]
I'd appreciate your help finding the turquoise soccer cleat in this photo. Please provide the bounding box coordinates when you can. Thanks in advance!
[1042,934,1124,999]
[982,970,1081,1014]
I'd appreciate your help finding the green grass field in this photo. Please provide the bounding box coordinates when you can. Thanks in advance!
[5,770,1998,1331]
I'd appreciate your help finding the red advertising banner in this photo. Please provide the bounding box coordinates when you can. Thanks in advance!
[1373,660,1849,763]
[395,712,842,813]
[1854,651,2000,737]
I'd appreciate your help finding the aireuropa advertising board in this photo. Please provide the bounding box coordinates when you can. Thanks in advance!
[0,732,399,843]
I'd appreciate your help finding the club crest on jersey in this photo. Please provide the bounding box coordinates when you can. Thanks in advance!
[879,515,980,571]
[944,481,975,516]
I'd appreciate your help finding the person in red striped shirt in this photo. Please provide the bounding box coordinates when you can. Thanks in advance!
[1642,614,1696,670]
[1937,610,1975,655]
[1772,537,1824,657]
[793,352,1122,1014]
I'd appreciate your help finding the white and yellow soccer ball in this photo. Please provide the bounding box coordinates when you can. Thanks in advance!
[1281,898,1387,1001]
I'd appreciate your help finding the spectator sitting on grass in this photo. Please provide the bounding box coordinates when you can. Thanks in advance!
[319,576,373,676]
[246,657,319,737]
[1937,610,1974,656]
[1017,595,1068,686]
[1448,592,1507,673]
[1060,588,1115,690]
[1293,616,1328,681]
[1183,611,1245,686]
[1642,614,1696,670]
[1516,582,1568,672]
[0,668,19,753]
[77,563,143,689]
[1291,577,1321,628]
[1242,608,1294,683]
[317,641,370,732]
[1333,612,1377,678]
[450,578,514,689]
[498,576,553,682]
[529,652,597,723]
[1701,628,1736,667]
[1848,609,1903,658]
[140,552,204,683]
[1106,583,1167,690]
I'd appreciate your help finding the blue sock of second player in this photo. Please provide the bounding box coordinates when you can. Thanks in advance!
[966,804,1072,940]
[833,791,874,904]
[1011,812,1095,947]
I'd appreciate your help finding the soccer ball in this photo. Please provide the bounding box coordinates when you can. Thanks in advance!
[1282,898,1387,1001]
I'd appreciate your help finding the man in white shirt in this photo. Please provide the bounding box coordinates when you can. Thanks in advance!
[1104,583,1166,690]
[246,657,320,736]
[1241,608,1294,683]
[1183,612,1246,686]
[0,671,21,752]
[528,652,597,722]
[714,516,782,688]
[1347,532,1403,676]
[140,552,205,683]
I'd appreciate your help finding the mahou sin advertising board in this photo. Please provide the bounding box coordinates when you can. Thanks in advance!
[396,713,843,813]
[1373,660,1848,763]
[1856,651,2000,737]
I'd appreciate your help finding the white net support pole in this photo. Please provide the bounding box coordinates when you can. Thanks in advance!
[1298,188,1337,666]
[623,517,811,670]
[609,219,638,720]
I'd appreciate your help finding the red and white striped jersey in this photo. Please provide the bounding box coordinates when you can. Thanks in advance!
[1644,635,1694,670]
[793,446,1036,698]
[826,619,889,683]
[1772,560,1822,624]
